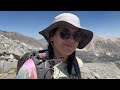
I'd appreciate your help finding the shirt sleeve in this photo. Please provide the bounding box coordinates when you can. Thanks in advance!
[16,59,37,79]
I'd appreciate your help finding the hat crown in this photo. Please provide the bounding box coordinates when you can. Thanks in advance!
[53,13,81,28]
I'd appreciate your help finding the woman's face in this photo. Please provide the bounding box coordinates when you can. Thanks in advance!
[51,26,81,57]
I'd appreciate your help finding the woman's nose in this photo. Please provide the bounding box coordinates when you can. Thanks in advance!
[67,35,75,43]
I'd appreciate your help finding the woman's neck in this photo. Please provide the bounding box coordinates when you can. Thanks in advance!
[53,50,68,63]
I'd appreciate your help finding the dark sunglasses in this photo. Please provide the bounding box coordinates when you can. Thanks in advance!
[59,28,84,42]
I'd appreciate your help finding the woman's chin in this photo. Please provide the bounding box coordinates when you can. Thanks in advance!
[63,51,74,56]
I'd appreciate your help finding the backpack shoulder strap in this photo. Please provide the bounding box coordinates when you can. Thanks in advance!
[31,49,48,65]
[31,50,49,79]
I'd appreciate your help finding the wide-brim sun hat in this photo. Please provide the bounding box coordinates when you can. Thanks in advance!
[39,13,93,49]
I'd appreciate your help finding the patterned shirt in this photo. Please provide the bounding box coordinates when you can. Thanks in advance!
[16,59,37,79]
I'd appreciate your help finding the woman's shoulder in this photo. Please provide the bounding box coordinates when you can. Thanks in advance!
[23,59,36,68]
[16,59,37,79]
[75,56,83,68]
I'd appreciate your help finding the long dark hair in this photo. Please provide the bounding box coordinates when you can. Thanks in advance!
[48,28,76,76]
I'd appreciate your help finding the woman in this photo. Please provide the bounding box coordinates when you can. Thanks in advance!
[16,13,93,79]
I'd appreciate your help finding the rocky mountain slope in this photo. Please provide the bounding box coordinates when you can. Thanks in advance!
[0,30,43,48]
[76,35,120,79]
[76,35,120,63]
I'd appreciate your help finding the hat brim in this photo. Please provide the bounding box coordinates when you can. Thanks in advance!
[39,21,93,49]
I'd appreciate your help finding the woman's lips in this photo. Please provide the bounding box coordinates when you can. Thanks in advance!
[64,44,74,48]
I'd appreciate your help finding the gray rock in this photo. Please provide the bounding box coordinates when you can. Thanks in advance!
[81,62,120,79]
[0,60,17,73]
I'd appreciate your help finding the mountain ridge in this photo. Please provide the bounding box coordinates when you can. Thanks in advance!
[0,30,43,48]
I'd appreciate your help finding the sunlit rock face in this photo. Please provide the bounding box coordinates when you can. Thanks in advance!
[76,35,120,63]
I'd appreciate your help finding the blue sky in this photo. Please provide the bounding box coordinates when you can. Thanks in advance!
[0,11,120,39]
